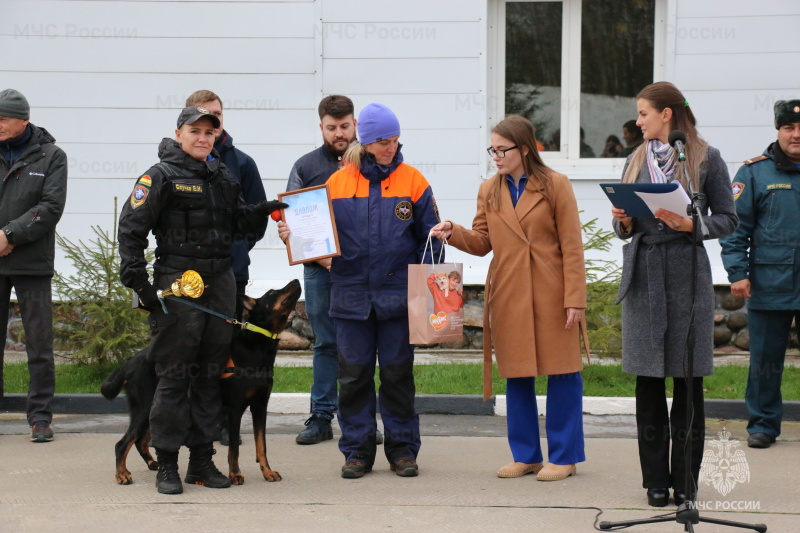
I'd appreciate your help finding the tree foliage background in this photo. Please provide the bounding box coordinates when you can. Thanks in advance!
[52,200,152,365]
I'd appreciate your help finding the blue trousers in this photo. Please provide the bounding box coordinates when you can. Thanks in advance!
[335,310,419,467]
[506,373,585,465]
[304,263,338,420]
[746,309,796,437]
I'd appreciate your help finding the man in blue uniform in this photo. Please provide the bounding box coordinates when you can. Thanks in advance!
[721,99,800,449]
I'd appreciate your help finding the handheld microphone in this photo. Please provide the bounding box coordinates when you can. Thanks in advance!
[668,130,687,162]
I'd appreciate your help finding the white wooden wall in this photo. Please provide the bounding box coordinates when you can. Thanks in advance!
[1,0,798,292]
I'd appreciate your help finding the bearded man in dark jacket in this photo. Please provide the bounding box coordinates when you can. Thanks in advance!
[0,89,68,443]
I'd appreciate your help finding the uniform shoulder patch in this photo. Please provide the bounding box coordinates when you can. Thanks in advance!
[137,174,152,188]
[395,200,413,221]
[744,155,769,165]
[131,184,149,209]
[731,182,745,201]
[432,197,441,223]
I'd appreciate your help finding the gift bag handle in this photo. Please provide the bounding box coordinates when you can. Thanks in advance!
[422,234,446,265]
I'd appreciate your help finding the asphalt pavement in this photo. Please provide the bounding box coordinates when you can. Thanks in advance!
[1,410,798,533]
[2,350,799,532]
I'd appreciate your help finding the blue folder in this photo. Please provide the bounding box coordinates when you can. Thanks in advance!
[599,182,681,218]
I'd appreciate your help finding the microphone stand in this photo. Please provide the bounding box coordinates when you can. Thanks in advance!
[600,153,766,532]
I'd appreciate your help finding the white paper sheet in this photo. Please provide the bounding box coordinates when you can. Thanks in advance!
[634,186,692,217]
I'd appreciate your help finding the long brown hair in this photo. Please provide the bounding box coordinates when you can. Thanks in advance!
[623,81,707,191]
[487,115,552,211]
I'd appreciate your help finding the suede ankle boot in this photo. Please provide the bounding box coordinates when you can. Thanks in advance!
[155,448,183,494]
[184,443,231,488]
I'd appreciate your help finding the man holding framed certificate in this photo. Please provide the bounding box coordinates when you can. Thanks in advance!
[281,96,366,446]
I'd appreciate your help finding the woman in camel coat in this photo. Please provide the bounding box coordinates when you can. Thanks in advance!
[431,115,588,482]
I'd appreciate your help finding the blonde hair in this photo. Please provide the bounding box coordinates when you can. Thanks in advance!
[487,115,552,211]
[623,82,707,191]
[342,141,366,170]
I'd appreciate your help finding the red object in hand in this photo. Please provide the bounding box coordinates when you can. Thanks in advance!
[270,210,282,221]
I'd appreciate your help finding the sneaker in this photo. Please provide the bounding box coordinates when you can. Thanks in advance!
[341,460,372,479]
[296,414,333,445]
[375,429,384,445]
[390,457,419,477]
[30,421,54,443]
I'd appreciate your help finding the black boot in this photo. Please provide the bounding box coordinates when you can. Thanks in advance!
[155,449,183,495]
[184,443,231,488]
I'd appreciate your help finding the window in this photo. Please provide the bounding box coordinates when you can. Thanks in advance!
[490,0,661,162]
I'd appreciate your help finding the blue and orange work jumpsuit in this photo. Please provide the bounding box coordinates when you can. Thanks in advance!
[327,160,441,467]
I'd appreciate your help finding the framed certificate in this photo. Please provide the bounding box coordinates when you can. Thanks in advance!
[278,184,341,265]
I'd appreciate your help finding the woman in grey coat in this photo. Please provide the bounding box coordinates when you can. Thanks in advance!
[611,82,737,508]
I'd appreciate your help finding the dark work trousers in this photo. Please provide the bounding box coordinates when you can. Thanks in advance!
[745,309,797,438]
[148,268,235,452]
[335,310,419,468]
[0,275,55,425]
[635,375,705,492]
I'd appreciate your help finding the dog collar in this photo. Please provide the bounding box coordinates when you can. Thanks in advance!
[243,322,278,339]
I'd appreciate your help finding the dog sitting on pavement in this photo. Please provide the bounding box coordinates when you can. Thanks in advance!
[101,279,302,485]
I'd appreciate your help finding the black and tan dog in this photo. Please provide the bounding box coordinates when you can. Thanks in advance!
[101,279,302,485]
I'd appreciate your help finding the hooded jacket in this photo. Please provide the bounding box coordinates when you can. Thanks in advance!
[118,138,267,291]
[0,123,67,276]
[327,149,442,320]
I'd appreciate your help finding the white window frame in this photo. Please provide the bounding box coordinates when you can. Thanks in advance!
[486,0,667,178]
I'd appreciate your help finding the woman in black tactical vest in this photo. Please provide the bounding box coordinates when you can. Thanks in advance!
[118,105,284,494]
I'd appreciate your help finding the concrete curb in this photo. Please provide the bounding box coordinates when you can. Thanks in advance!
[3,392,800,420]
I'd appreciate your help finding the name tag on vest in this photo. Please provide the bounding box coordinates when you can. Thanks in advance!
[173,183,204,194]
[766,183,792,190]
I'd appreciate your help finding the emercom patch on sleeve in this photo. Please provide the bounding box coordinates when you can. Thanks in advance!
[130,175,152,209]
[731,182,745,201]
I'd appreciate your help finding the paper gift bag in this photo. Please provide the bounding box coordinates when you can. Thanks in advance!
[408,239,464,344]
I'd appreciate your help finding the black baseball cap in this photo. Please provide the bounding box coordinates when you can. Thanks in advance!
[177,105,220,129]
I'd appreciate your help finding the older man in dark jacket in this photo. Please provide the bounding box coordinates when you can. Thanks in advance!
[0,89,68,442]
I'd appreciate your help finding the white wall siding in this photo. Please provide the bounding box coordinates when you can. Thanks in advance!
[669,1,800,169]
[1,0,319,290]
[677,0,800,17]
